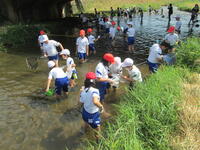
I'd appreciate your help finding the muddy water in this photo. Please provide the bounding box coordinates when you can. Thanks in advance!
[0,7,199,150]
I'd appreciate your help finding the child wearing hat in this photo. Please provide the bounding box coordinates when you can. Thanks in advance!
[121,58,142,88]
[95,53,114,102]
[164,26,179,47]
[60,49,77,88]
[87,28,100,55]
[45,61,69,98]
[126,22,136,53]
[76,30,89,63]
[80,72,104,141]
[42,35,64,67]
[175,15,182,34]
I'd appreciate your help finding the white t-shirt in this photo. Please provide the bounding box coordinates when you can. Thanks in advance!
[164,33,179,46]
[88,35,96,44]
[109,27,117,39]
[80,87,100,114]
[175,21,182,30]
[105,21,111,29]
[147,44,162,63]
[48,67,67,79]
[95,62,109,79]
[65,57,76,78]
[43,40,60,56]
[128,65,142,82]
[76,37,89,53]
[127,27,135,37]
[109,64,122,75]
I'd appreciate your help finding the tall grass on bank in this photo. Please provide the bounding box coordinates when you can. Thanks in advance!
[173,0,199,11]
[176,37,200,73]
[87,67,184,150]
[78,0,195,13]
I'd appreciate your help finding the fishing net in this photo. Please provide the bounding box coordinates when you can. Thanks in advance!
[26,56,39,70]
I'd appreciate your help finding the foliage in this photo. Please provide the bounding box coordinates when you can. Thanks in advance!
[173,0,199,11]
[0,24,49,47]
[176,37,200,73]
[87,66,185,150]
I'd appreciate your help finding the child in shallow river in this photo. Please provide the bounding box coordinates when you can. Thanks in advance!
[60,49,77,88]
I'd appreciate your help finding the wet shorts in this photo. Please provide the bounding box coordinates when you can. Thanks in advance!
[55,77,69,95]
[78,52,86,60]
[82,108,101,129]
[147,60,159,73]
[128,37,135,45]
[48,54,59,61]
[89,44,95,51]
[96,81,109,101]
[106,28,110,33]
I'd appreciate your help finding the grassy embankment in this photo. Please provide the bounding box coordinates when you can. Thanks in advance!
[86,37,200,150]
[80,0,199,13]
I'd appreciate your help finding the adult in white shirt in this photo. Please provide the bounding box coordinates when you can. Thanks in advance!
[76,30,89,63]
[121,58,142,88]
[164,26,179,46]
[95,53,114,101]
[147,41,170,73]
[127,22,136,53]
[80,72,104,141]
[60,49,77,88]
[42,35,64,67]
[45,61,69,98]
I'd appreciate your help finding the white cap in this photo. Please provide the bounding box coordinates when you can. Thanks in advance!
[114,57,121,65]
[47,61,55,68]
[127,22,133,26]
[40,35,49,42]
[122,58,134,67]
[60,49,70,56]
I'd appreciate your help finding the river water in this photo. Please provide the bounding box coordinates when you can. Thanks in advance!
[0,7,199,150]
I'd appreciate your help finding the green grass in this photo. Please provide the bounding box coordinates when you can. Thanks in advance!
[176,37,200,73]
[173,0,199,11]
[87,66,186,150]
[77,0,197,13]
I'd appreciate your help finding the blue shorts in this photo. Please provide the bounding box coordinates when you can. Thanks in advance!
[128,37,135,45]
[96,82,109,101]
[55,77,69,95]
[89,44,95,51]
[106,28,109,33]
[82,108,101,129]
[78,52,86,60]
[147,60,159,73]
[48,54,59,60]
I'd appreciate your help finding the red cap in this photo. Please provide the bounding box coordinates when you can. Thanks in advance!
[40,30,45,35]
[87,28,93,33]
[79,30,85,36]
[111,21,116,25]
[117,26,121,31]
[167,26,175,33]
[105,18,109,22]
[103,53,115,64]
[86,72,96,79]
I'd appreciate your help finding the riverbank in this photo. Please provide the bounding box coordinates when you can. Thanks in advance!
[86,37,200,149]
[80,0,198,13]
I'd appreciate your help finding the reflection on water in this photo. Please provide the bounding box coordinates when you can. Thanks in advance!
[0,7,199,150]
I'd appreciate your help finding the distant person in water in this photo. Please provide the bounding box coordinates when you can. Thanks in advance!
[175,15,182,34]
[76,30,89,63]
[87,28,100,55]
[126,22,136,53]
[188,4,199,25]
[168,4,173,21]
[149,5,152,15]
